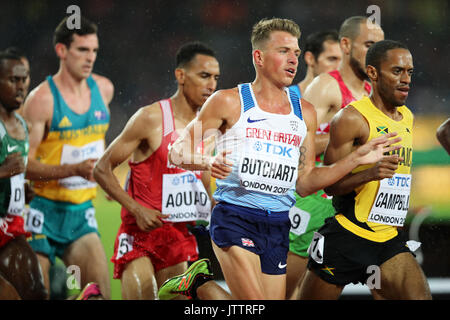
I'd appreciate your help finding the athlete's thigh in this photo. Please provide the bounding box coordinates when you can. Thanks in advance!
[375,252,431,300]
[299,269,344,300]
[212,241,265,300]
[36,253,51,297]
[121,256,157,300]
[63,232,110,298]
[261,272,286,300]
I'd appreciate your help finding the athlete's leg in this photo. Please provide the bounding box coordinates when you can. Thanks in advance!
[298,269,344,300]
[212,241,278,300]
[285,252,308,299]
[0,274,20,300]
[36,253,51,298]
[372,252,431,300]
[0,236,47,300]
[121,256,157,300]
[196,280,232,300]
[63,232,111,299]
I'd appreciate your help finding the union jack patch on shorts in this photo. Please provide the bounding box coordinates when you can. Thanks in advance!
[241,238,255,247]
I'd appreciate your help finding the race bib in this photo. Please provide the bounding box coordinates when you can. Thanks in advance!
[289,206,311,236]
[59,140,104,190]
[8,173,25,216]
[308,232,324,264]
[162,172,211,223]
[368,173,411,227]
[116,233,134,260]
[238,140,298,195]
[24,207,44,234]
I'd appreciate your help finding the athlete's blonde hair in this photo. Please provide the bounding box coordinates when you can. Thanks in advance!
[251,18,301,50]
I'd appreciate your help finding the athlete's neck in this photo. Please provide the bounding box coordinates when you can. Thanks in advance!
[53,66,89,97]
[0,106,17,123]
[251,76,289,112]
[170,89,200,122]
[298,67,315,93]
[369,93,403,121]
[338,61,368,95]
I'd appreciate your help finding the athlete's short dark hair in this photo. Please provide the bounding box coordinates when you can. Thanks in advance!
[4,47,27,60]
[53,16,98,48]
[304,30,339,60]
[0,50,22,74]
[176,42,216,68]
[366,40,409,71]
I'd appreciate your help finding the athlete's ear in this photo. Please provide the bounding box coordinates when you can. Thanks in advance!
[253,49,264,68]
[366,65,378,82]
[175,68,185,85]
[303,51,315,68]
[340,37,351,56]
[54,43,67,59]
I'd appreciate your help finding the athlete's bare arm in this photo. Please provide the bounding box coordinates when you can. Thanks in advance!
[303,73,342,156]
[295,101,402,197]
[436,117,450,155]
[0,153,25,179]
[169,89,240,178]
[323,106,402,196]
[93,104,168,231]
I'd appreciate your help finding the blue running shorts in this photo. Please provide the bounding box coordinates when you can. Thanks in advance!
[210,201,290,275]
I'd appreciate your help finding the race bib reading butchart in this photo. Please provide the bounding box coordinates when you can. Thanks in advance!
[368,173,411,227]
[8,173,25,216]
[162,172,211,223]
[59,140,104,189]
[238,129,300,195]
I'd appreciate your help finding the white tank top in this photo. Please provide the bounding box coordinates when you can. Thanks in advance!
[214,83,307,212]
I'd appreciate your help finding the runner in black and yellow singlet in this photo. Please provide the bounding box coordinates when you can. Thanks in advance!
[333,95,413,242]
[300,40,432,300]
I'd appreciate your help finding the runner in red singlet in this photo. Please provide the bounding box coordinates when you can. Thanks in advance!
[93,42,220,300]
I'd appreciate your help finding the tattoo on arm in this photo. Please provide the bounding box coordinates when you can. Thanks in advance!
[298,146,307,170]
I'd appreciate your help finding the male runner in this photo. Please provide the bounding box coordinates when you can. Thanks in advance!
[299,40,432,300]
[160,18,401,300]
[22,16,113,299]
[289,30,341,96]
[93,42,220,300]
[285,29,341,299]
[286,17,384,299]
[0,50,47,300]
[437,118,450,155]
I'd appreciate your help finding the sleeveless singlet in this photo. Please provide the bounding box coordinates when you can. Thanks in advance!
[214,83,307,212]
[0,114,29,216]
[333,96,414,242]
[121,99,211,225]
[33,75,109,204]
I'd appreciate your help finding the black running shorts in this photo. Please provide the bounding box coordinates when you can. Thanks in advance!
[307,217,414,286]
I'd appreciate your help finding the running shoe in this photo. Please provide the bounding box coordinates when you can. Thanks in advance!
[76,282,103,300]
[158,258,213,300]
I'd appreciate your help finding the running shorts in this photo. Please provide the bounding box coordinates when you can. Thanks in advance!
[111,222,199,279]
[210,201,291,275]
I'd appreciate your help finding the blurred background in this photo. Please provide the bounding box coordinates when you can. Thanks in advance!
[2,0,449,299]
